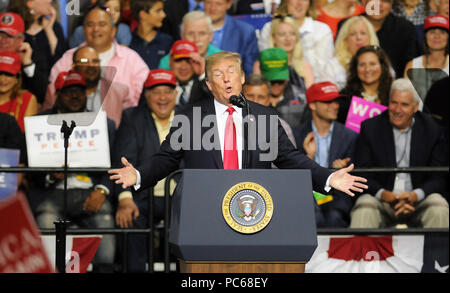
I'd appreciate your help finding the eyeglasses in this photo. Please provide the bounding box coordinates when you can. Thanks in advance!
[273,13,294,20]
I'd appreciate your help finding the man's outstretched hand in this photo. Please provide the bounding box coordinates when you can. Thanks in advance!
[329,164,368,197]
[108,157,138,189]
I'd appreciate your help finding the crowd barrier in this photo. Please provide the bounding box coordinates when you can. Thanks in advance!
[0,166,448,273]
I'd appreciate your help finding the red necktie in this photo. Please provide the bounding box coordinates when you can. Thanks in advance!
[223,107,238,169]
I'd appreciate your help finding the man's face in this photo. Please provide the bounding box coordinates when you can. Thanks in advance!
[182,18,213,57]
[204,0,232,24]
[206,57,245,106]
[73,47,101,87]
[141,1,166,28]
[0,32,23,51]
[170,57,195,83]
[310,100,339,122]
[269,80,288,98]
[388,90,419,130]
[83,9,116,50]
[244,84,270,107]
[58,86,88,113]
[145,85,177,120]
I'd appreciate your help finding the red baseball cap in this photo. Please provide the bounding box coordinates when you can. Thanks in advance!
[306,81,344,104]
[0,12,25,37]
[424,15,449,31]
[144,69,177,89]
[170,40,198,60]
[54,71,69,91]
[0,50,21,75]
[61,70,86,89]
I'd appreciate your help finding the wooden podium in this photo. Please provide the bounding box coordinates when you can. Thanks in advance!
[179,260,305,273]
[169,170,318,273]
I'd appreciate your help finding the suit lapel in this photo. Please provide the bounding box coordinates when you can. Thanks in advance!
[381,113,397,166]
[201,98,223,169]
[329,123,341,167]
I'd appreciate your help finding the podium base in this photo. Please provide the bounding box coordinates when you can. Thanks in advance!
[179,260,305,273]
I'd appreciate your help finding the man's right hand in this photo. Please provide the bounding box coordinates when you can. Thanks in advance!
[303,132,316,160]
[108,157,138,188]
[116,198,140,228]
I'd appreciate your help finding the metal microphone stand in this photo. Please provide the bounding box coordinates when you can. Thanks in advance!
[54,120,76,273]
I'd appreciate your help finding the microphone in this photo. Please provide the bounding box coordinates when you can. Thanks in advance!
[229,94,247,108]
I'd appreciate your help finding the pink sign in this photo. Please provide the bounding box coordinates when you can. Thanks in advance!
[345,96,388,133]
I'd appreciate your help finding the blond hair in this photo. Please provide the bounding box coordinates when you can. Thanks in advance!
[269,15,304,76]
[205,51,243,80]
[334,16,379,70]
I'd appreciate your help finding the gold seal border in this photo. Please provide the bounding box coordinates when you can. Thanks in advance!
[222,182,274,234]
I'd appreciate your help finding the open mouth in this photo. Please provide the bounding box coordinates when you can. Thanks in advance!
[225,86,233,94]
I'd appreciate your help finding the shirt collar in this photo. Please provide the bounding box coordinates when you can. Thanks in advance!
[299,17,314,34]
[213,98,240,116]
[312,120,334,138]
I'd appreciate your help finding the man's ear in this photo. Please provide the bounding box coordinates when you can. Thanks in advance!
[205,78,212,91]
[226,0,234,10]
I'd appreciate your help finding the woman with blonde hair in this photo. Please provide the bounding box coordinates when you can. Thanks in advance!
[320,16,380,90]
[255,15,314,88]
[258,0,333,81]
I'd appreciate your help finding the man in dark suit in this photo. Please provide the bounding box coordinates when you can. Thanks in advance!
[168,40,211,106]
[295,82,358,227]
[113,69,178,272]
[109,51,368,201]
[351,78,449,228]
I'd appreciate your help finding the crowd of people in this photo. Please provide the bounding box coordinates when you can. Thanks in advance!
[0,0,448,272]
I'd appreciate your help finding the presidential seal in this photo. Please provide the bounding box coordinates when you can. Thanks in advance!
[222,182,274,234]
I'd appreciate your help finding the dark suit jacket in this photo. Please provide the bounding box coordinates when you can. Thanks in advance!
[294,121,358,215]
[112,103,164,201]
[138,97,333,193]
[354,110,448,197]
[0,113,26,164]
[294,121,358,168]
[161,0,189,40]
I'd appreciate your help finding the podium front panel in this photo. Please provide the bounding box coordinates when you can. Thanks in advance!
[169,169,317,262]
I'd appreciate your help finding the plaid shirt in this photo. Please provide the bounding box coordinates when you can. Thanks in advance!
[392,1,426,26]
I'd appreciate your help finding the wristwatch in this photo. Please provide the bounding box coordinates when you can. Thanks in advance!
[96,187,107,196]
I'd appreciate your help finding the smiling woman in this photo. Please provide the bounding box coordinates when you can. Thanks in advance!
[0,50,38,132]
[338,45,394,123]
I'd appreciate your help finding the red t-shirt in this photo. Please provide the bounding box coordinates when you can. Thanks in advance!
[316,5,366,40]
[0,91,34,132]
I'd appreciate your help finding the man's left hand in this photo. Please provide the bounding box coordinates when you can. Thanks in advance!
[83,189,106,213]
[329,164,368,197]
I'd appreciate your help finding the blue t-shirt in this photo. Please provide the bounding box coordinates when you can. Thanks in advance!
[129,31,174,69]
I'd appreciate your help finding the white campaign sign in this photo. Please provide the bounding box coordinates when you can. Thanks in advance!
[24,111,111,167]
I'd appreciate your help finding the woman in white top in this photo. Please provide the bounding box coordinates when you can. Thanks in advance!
[255,15,314,88]
[404,15,449,101]
[258,0,334,81]
[320,16,380,90]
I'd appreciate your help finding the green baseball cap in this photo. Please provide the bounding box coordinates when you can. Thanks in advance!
[259,48,289,81]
